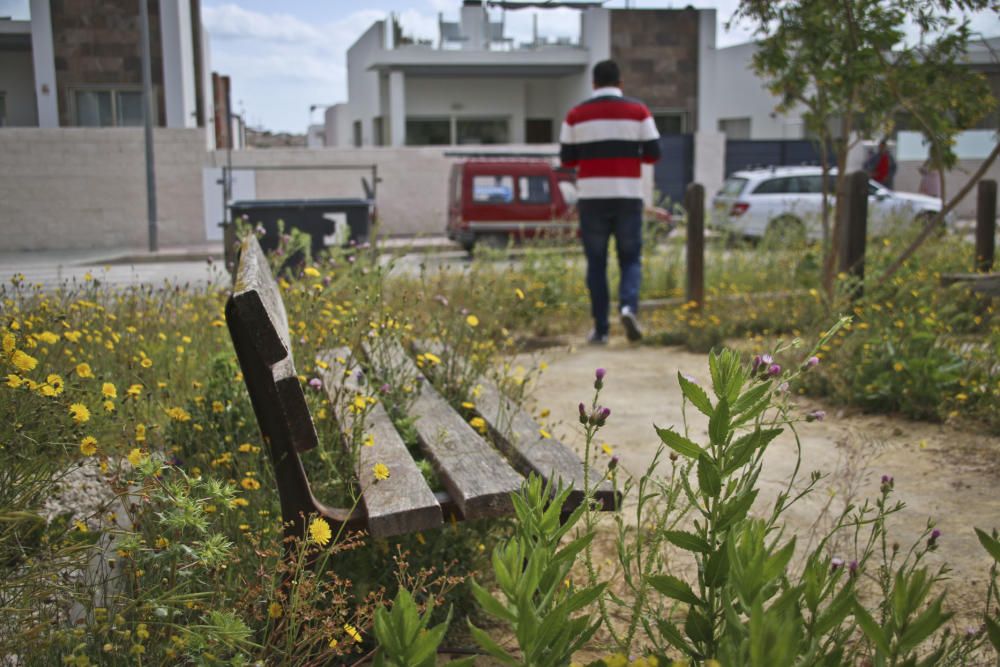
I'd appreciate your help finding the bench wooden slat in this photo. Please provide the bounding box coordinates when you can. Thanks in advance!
[472,379,619,510]
[318,349,443,538]
[369,341,523,519]
[940,272,1000,296]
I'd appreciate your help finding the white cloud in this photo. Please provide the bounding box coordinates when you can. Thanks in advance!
[202,4,324,43]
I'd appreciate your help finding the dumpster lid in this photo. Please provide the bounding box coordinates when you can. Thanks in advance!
[230,198,372,208]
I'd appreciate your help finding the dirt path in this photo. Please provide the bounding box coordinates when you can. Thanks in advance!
[520,341,1000,626]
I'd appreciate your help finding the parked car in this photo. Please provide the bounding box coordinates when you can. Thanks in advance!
[710,166,951,241]
[446,158,673,252]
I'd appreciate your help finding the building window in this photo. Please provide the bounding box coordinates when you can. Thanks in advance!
[0,93,6,127]
[518,175,551,204]
[525,118,553,144]
[74,89,146,127]
[456,118,508,145]
[373,117,384,146]
[653,111,688,135]
[406,118,450,146]
[353,120,362,147]
[718,117,751,140]
[472,175,514,203]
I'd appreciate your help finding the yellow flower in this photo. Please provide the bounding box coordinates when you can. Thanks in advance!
[893,362,904,372]
[539,408,550,418]
[309,517,332,546]
[37,331,59,345]
[75,363,93,378]
[303,267,321,278]
[80,436,98,457]
[461,401,475,410]
[466,314,479,327]
[127,448,146,467]
[515,288,525,300]
[126,383,143,397]
[212,400,224,413]
[601,443,613,456]
[135,423,146,442]
[103,400,115,413]
[469,416,487,434]
[140,358,153,368]
[956,393,968,402]
[423,352,441,365]
[165,406,192,422]
[64,331,82,343]
[343,623,362,642]
[69,403,91,423]
[539,428,552,440]
[241,476,261,490]
[373,462,390,481]
[101,382,117,399]
[11,350,37,372]
[238,442,253,453]
[1,333,14,356]
[362,433,374,447]
[6,374,23,388]
[268,602,284,619]
[155,537,169,549]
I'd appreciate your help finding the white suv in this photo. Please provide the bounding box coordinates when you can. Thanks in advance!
[711,166,948,241]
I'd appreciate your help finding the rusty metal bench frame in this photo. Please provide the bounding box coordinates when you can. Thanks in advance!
[226,234,616,542]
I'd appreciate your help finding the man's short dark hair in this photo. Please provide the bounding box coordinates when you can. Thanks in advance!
[592,60,621,87]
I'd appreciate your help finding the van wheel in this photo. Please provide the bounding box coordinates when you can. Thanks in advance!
[763,215,806,247]
[479,233,510,250]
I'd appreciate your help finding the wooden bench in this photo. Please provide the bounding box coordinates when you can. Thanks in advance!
[226,234,617,542]
[940,272,1000,297]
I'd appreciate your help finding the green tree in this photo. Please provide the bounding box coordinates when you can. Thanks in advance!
[736,0,998,298]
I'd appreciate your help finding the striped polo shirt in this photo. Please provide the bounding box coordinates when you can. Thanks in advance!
[559,86,661,200]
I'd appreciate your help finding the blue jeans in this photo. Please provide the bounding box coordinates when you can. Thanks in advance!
[578,198,643,337]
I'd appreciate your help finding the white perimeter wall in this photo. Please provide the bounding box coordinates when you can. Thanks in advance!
[702,42,806,140]
[0,49,38,126]
[0,128,206,251]
[346,22,385,147]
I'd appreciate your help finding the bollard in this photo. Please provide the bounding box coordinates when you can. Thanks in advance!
[839,171,869,300]
[684,183,705,309]
[976,179,996,273]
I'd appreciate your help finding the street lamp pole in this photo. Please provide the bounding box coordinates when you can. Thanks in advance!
[139,0,158,252]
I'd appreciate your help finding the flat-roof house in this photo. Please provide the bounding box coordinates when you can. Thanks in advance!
[326,0,717,148]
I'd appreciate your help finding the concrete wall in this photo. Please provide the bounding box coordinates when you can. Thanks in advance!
[701,42,806,140]
[694,130,726,205]
[346,21,385,147]
[0,48,38,126]
[406,76,529,144]
[0,128,206,250]
[895,158,1000,220]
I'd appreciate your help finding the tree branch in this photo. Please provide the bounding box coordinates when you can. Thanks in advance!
[872,139,1000,289]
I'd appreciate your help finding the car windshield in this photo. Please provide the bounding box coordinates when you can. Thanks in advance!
[719,177,748,197]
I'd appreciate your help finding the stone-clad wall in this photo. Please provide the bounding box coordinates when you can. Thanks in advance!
[50,0,166,127]
[0,128,204,251]
[610,9,699,129]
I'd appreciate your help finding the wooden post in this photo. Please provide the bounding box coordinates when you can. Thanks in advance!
[976,179,996,273]
[839,170,869,300]
[684,183,705,309]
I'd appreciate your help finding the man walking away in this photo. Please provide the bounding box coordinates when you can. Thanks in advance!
[559,60,661,344]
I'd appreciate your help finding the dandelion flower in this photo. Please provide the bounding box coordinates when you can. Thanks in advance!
[423,352,441,365]
[135,423,146,442]
[309,517,332,546]
[268,602,283,619]
[373,462,390,481]
[103,400,115,413]
[69,403,91,423]
[303,267,321,278]
[6,374,23,388]
[127,448,145,467]
[165,406,192,422]
[241,476,261,491]
[601,443,613,456]
[102,382,117,399]
[80,436,98,457]
[515,288,525,300]
[1,333,14,356]
[466,314,479,327]
[140,358,153,368]
[11,350,37,372]
[539,428,552,439]
[37,331,59,344]
[126,383,143,397]
[343,623,362,642]
[362,433,374,447]
[75,363,93,378]
[469,416,487,434]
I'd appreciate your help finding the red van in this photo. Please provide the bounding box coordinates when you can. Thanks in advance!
[446,157,674,252]
[446,159,579,251]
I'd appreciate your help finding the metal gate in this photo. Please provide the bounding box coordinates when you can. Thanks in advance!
[654,134,694,206]
[724,139,824,177]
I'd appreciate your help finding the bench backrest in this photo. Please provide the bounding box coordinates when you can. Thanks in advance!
[226,234,320,534]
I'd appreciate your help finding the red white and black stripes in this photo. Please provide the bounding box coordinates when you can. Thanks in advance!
[559,87,660,200]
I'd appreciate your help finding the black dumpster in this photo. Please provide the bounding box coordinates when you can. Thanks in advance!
[229,198,373,258]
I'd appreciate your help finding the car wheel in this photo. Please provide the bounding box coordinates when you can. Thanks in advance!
[763,215,806,247]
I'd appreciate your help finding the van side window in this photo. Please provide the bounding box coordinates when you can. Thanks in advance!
[518,176,551,204]
[472,175,514,203]
[753,177,791,194]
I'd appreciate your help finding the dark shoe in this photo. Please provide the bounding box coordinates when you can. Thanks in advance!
[586,330,609,345]
[620,306,642,342]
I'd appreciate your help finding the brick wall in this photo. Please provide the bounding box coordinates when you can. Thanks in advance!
[610,9,699,129]
[0,128,205,250]
[50,0,166,127]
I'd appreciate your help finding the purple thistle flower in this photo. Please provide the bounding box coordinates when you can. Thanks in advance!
[848,559,858,576]
[308,377,323,390]
[380,383,391,394]
[807,356,820,368]
[609,455,619,470]
[578,402,588,425]
[831,557,844,572]
[806,409,826,422]
[752,355,763,370]
[594,367,606,389]
[761,354,773,366]
[880,474,895,493]
[778,382,790,393]
[768,364,782,377]
[928,529,942,548]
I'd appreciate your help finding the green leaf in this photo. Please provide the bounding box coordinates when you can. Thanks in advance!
[705,544,730,588]
[657,619,697,656]
[975,528,1000,562]
[697,454,722,498]
[732,381,770,415]
[813,587,855,637]
[898,596,951,655]
[715,490,758,532]
[723,428,782,474]
[663,530,711,553]
[684,607,714,646]
[763,537,796,582]
[853,600,890,656]
[984,616,1000,652]
[470,580,516,624]
[468,621,518,665]
[708,396,730,448]
[648,574,701,606]
[655,426,703,459]
[677,371,713,416]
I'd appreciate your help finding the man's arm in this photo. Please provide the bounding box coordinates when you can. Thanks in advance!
[639,111,661,164]
[559,119,579,169]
